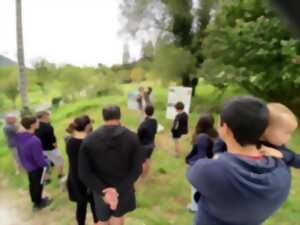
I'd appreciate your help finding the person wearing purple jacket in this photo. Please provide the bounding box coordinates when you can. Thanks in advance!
[16,116,52,211]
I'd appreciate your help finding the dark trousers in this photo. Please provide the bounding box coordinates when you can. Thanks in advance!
[28,168,44,205]
[76,197,97,225]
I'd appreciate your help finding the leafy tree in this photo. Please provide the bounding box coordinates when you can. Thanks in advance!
[118,69,132,83]
[200,0,300,111]
[130,67,145,82]
[0,71,19,109]
[33,59,57,94]
[58,65,88,101]
[153,43,196,85]
[120,0,217,94]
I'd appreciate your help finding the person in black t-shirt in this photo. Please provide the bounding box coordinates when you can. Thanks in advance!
[66,115,97,225]
[35,111,64,181]
[137,105,158,179]
[171,102,189,157]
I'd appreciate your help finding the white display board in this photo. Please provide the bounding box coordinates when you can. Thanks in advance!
[166,86,192,119]
[127,91,139,110]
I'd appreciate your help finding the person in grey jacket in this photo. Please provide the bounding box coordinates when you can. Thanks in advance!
[3,114,21,175]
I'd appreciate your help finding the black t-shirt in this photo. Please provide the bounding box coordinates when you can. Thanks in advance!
[171,112,189,138]
[66,137,88,202]
[137,117,158,146]
[35,122,57,151]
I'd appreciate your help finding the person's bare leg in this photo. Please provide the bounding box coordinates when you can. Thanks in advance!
[15,160,21,175]
[57,165,64,177]
[141,160,150,179]
[96,220,109,225]
[174,139,180,157]
[109,216,124,225]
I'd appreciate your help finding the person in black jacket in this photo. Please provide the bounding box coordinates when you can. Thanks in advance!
[35,111,64,181]
[171,102,189,156]
[66,116,97,225]
[79,105,143,225]
[137,105,158,179]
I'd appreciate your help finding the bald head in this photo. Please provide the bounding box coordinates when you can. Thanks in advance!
[5,114,17,125]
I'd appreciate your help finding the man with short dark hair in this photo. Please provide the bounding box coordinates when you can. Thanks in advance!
[187,96,291,225]
[16,116,52,211]
[35,111,64,180]
[79,105,143,225]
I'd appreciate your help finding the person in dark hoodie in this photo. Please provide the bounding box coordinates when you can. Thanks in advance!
[187,96,291,225]
[16,116,52,211]
[79,105,143,225]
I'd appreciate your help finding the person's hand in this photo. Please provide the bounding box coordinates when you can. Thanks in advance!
[103,188,119,210]
[260,146,284,158]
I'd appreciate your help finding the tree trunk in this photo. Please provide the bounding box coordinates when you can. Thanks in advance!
[181,75,198,97]
[16,0,28,109]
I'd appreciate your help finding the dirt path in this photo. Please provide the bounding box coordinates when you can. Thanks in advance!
[0,173,146,225]
[0,174,67,225]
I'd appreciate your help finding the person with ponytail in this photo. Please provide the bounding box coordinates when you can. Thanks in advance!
[65,116,97,225]
[185,113,218,212]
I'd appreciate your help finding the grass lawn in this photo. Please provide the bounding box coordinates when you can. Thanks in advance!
[0,81,299,225]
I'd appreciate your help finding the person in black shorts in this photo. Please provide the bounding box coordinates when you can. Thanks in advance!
[137,105,158,179]
[171,102,189,156]
[79,105,143,225]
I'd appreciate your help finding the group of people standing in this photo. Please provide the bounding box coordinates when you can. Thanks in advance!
[2,93,300,225]
[3,111,65,210]
[2,103,158,225]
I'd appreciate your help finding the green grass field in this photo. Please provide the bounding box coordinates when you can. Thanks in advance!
[0,81,300,225]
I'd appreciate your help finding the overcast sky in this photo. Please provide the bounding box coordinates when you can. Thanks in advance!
[0,0,141,67]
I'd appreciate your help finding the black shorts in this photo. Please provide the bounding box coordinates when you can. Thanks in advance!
[142,144,155,160]
[93,188,136,222]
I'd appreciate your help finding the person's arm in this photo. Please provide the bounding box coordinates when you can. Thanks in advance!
[279,146,300,168]
[172,115,180,132]
[213,138,227,154]
[137,123,146,141]
[187,159,225,197]
[260,145,300,169]
[116,135,143,191]
[32,139,49,168]
[78,141,106,194]
[197,135,211,158]
[48,125,57,147]
[186,135,210,165]
[147,87,152,95]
